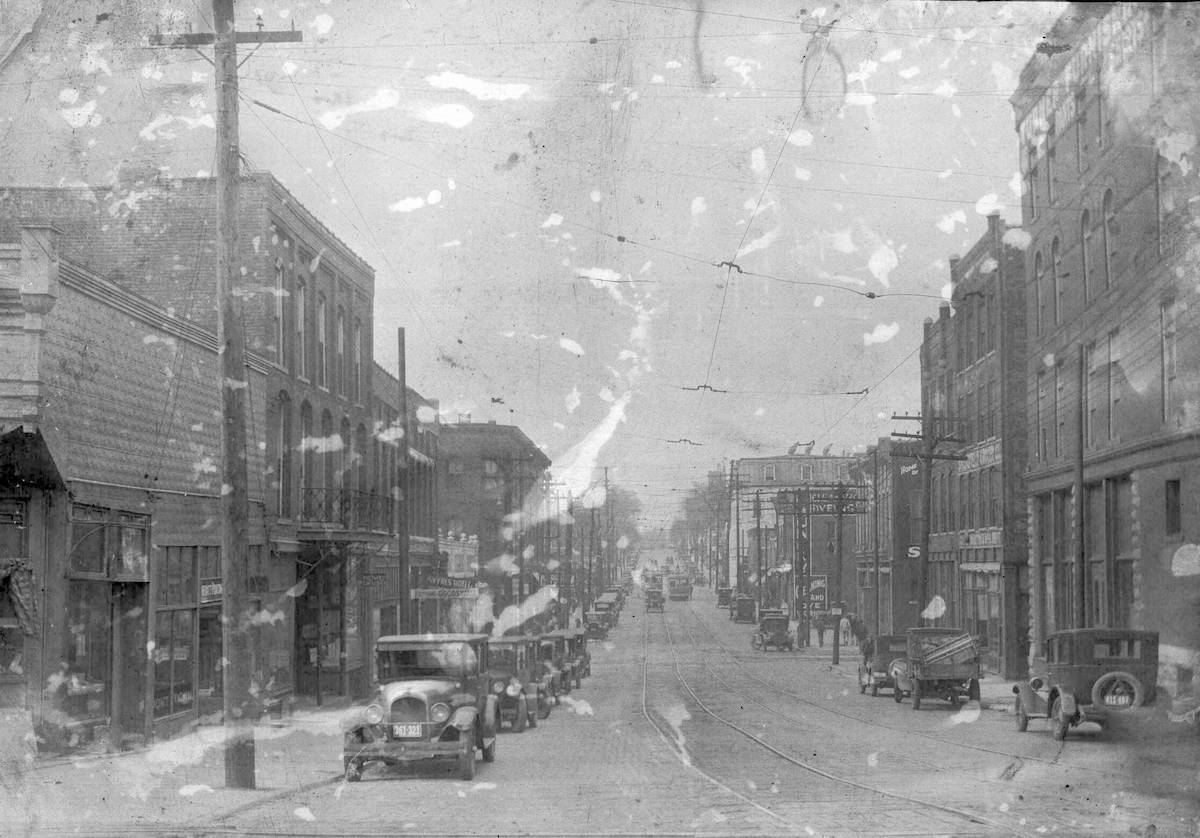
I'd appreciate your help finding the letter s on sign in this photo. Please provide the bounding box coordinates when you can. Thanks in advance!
[907,546,921,559]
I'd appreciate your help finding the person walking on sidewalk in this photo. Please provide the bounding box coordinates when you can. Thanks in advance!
[814,612,827,647]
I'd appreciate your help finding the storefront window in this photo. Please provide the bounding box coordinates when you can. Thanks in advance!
[64,579,111,722]
[70,505,149,579]
[154,608,194,718]
[71,506,107,575]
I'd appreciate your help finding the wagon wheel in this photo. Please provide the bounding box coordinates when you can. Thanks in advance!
[1014,694,1029,732]
[911,681,922,710]
[1090,671,1146,710]
[1050,696,1070,741]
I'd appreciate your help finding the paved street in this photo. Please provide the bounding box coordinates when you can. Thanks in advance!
[4,585,1196,837]
[212,587,1197,837]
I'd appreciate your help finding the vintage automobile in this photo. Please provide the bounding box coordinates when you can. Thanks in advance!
[1012,628,1159,740]
[595,592,621,626]
[584,611,609,640]
[343,634,499,782]
[752,611,794,651]
[890,627,981,709]
[715,586,733,608]
[645,589,665,612]
[603,586,626,609]
[539,634,573,695]
[545,629,584,690]
[565,629,591,680]
[857,634,908,697]
[486,635,552,730]
[730,594,757,623]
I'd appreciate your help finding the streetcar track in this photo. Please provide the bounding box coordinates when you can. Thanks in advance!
[684,599,1072,769]
[654,610,1030,838]
[636,604,794,831]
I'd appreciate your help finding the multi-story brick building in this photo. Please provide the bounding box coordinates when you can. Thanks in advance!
[728,454,863,625]
[0,174,432,746]
[851,438,923,638]
[1012,4,1200,702]
[920,213,1030,678]
[437,419,551,616]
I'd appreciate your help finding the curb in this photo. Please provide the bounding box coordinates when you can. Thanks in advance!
[206,771,343,824]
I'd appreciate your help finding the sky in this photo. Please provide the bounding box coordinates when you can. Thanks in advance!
[0,0,1070,531]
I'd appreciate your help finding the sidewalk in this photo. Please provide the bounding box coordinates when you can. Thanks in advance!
[1,701,352,836]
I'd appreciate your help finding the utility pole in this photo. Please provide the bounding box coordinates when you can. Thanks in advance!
[564,493,574,620]
[832,482,845,666]
[872,447,881,637]
[891,413,966,625]
[397,329,410,632]
[152,2,301,791]
[734,463,742,593]
[753,491,763,614]
[603,467,611,589]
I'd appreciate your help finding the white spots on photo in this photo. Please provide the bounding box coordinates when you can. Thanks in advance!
[787,128,814,148]
[937,210,967,234]
[564,386,581,413]
[418,103,474,128]
[794,166,812,181]
[975,193,1003,215]
[309,14,334,36]
[541,213,563,228]
[425,71,530,101]
[319,89,400,129]
[898,66,920,80]
[691,196,707,215]
[863,322,900,346]
[735,227,779,258]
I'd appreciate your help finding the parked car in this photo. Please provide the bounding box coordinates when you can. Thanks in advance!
[343,634,498,782]
[730,594,757,623]
[1012,628,1159,740]
[565,629,591,681]
[667,575,693,601]
[595,592,621,626]
[584,611,609,640]
[545,629,584,690]
[752,611,793,651]
[715,586,733,608]
[539,634,572,695]
[857,634,908,697]
[890,628,981,709]
[487,635,552,730]
[645,589,665,612]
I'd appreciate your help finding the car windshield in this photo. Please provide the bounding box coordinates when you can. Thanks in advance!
[490,646,520,670]
[376,643,478,680]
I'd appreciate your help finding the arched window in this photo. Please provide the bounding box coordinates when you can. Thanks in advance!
[295,277,307,377]
[1081,210,1092,305]
[316,293,327,388]
[1034,251,1045,335]
[321,409,334,492]
[274,258,285,362]
[340,417,352,491]
[1102,189,1115,288]
[353,318,363,403]
[276,391,293,518]
[336,307,346,395]
[356,424,369,495]
[300,401,313,515]
[1051,237,1062,325]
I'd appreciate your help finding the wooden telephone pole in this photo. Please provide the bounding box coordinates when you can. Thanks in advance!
[152,3,301,790]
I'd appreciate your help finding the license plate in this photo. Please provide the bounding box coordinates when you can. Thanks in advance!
[392,723,422,738]
[1106,694,1131,706]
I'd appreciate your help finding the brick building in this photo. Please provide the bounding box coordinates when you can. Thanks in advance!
[437,420,551,617]
[851,438,923,638]
[1013,4,1200,701]
[0,174,431,746]
[920,214,1030,678]
[728,454,863,623]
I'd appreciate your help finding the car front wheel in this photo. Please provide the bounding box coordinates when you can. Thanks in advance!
[1014,695,1029,732]
[481,728,497,763]
[1050,696,1070,741]
[458,740,476,780]
[514,697,527,733]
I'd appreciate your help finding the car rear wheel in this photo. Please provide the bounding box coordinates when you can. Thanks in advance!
[911,682,922,710]
[1090,671,1146,710]
[1014,695,1029,732]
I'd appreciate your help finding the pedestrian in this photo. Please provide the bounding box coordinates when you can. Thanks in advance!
[814,613,826,647]
[840,615,853,647]
[851,615,869,647]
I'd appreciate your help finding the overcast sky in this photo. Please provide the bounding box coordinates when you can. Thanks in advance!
[1,0,1069,530]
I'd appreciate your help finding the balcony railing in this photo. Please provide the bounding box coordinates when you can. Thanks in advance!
[300,487,392,533]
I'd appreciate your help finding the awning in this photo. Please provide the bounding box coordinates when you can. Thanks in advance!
[0,557,38,636]
[0,426,64,491]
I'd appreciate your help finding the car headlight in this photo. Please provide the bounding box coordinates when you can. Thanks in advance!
[430,703,450,723]
[505,681,522,697]
[363,703,384,725]
[492,680,505,694]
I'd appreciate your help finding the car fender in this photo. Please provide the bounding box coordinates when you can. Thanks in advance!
[1053,688,1078,720]
[449,705,478,732]
[1013,682,1047,717]
[481,694,500,737]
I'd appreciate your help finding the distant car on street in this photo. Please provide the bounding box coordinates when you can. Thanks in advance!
[487,635,552,730]
[343,634,499,782]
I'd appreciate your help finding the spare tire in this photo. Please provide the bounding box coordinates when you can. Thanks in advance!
[1091,671,1146,710]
